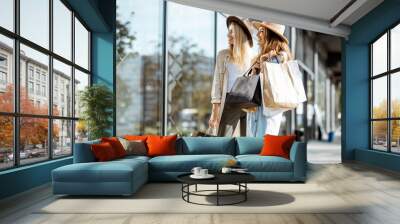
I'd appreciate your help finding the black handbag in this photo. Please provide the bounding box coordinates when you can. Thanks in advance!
[225,66,262,109]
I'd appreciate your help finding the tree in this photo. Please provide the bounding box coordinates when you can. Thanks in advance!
[116,7,137,127]
[79,84,113,140]
[116,7,137,64]
[0,84,59,150]
[167,36,213,134]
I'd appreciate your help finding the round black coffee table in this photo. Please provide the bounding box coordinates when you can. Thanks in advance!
[177,173,255,206]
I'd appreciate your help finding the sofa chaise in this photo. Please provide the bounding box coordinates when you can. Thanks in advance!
[52,137,307,196]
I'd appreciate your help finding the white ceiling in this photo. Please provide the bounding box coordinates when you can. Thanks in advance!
[225,0,352,23]
[170,0,384,37]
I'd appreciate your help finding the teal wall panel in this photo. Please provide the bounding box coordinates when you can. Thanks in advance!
[0,158,72,199]
[343,0,400,171]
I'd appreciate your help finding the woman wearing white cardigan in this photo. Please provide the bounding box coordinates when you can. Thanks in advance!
[208,16,253,136]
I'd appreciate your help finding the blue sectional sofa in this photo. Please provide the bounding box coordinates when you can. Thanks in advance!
[52,137,307,196]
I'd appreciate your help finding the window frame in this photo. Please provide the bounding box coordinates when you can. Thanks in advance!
[370,20,400,154]
[0,0,92,171]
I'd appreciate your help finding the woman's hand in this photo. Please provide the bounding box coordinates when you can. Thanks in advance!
[208,113,219,128]
[209,103,221,128]
[260,50,277,62]
[250,60,261,75]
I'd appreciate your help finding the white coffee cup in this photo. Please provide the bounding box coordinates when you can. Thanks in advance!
[191,167,202,176]
[221,167,232,174]
[200,169,208,176]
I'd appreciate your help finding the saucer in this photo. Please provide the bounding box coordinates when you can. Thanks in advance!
[190,174,215,179]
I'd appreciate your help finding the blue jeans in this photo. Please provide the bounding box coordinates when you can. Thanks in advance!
[247,106,283,137]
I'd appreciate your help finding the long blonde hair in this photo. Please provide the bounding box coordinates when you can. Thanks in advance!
[229,23,251,69]
[260,29,292,62]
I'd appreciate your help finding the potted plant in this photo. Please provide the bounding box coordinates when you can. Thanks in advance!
[79,84,113,140]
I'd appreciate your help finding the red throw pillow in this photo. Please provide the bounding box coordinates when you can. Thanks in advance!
[91,142,117,161]
[101,137,127,158]
[260,134,296,159]
[146,135,177,157]
[124,135,148,141]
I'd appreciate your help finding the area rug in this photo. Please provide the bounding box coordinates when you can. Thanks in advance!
[37,183,362,214]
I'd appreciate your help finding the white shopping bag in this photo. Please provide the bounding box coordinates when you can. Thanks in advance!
[261,60,307,109]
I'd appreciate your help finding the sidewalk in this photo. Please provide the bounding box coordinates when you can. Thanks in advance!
[307,139,341,164]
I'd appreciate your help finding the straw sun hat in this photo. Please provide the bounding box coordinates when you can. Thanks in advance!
[226,16,254,47]
[252,21,288,43]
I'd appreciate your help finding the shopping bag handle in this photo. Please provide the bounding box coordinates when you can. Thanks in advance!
[243,60,258,77]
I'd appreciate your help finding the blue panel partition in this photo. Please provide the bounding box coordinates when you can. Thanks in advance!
[343,0,400,171]
[342,43,370,160]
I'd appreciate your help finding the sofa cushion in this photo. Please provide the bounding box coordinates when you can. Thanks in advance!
[91,142,118,161]
[101,137,127,158]
[149,154,235,172]
[235,137,263,155]
[118,138,147,156]
[147,135,177,157]
[236,155,293,172]
[53,158,147,183]
[260,135,296,159]
[177,137,235,155]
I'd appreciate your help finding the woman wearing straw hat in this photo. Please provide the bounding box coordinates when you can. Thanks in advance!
[247,21,292,137]
[208,16,253,136]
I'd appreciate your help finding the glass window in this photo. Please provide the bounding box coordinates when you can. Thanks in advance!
[216,12,228,53]
[391,120,400,153]
[0,35,13,113]
[74,69,89,118]
[166,2,215,135]
[19,117,49,165]
[0,54,7,67]
[391,24,400,70]
[28,67,34,79]
[53,119,72,157]
[0,0,89,170]
[372,77,387,119]
[372,121,388,151]
[28,81,33,93]
[0,0,14,31]
[53,59,72,117]
[20,44,49,115]
[36,84,40,95]
[116,0,163,135]
[371,25,400,154]
[75,120,88,143]
[20,0,49,49]
[41,85,46,96]
[74,18,89,70]
[53,0,72,60]
[372,34,387,76]
[0,116,13,169]
[391,72,400,118]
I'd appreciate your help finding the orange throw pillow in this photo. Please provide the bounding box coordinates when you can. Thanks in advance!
[260,134,296,159]
[146,135,177,157]
[91,142,117,161]
[101,137,127,158]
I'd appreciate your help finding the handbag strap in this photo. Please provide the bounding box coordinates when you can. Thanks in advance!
[242,60,258,77]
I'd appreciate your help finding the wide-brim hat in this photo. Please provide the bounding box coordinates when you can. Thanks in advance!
[253,21,288,44]
[226,16,253,47]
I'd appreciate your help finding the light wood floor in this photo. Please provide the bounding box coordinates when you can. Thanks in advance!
[1,162,400,224]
